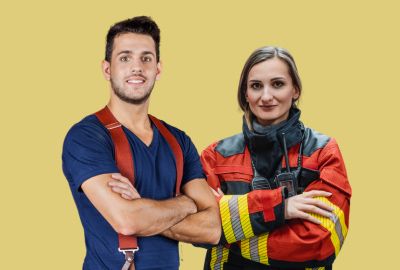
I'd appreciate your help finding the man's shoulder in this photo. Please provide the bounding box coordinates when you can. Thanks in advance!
[63,114,111,149]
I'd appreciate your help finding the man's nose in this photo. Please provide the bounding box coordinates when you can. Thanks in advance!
[131,58,143,73]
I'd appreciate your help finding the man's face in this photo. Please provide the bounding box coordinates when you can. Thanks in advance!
[103,32,161,104]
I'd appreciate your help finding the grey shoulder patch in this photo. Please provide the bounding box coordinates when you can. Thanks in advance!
[303,127,331,157]
[215,133,246,157]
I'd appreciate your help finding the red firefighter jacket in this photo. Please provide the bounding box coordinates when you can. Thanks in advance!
[201,126,351,270]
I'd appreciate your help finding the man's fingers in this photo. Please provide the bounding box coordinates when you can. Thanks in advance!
[108,180,131,190]
[217,188,224,196]
[121,193,135,200]
[111,186,133,197]
[111,173,133,186]
[108,180,141,199]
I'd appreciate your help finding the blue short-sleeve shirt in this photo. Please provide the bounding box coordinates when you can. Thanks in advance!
[62,115,204,270]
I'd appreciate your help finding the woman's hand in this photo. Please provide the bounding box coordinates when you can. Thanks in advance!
[107,173,141,200]
[284,190,334,224]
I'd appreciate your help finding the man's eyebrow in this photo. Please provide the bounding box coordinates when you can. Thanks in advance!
[142,51,155,56]
[116,50,155,57]
[116,50,132,56]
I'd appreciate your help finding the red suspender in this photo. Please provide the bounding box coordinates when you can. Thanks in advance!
[94,106,183,269]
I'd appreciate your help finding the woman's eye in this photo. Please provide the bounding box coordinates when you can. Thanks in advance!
[250,82,263,90]
[272,81,284,88]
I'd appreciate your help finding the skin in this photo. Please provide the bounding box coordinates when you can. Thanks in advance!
[81,32,221,244]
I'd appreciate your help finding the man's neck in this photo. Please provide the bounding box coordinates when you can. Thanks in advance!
[107,97,151,132]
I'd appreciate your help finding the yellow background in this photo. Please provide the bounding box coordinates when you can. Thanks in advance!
[1,0,398,269]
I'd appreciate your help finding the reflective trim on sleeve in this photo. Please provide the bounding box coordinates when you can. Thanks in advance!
[210,246,229,270]
[238,193,255,238]
[305,267,325,270]
[310,197,348,256]
[220,194,255,243]
[241,233,269,265]
[220,195,236,243]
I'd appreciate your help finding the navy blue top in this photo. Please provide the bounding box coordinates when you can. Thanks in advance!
[62,115,204,270]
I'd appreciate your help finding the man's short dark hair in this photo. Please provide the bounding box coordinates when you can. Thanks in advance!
[105,16,160,62]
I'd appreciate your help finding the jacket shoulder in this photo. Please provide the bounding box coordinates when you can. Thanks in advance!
[215,133,245,157]
[303,126,331,156]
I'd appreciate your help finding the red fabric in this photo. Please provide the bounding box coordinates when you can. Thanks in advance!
[267,139,351,262]
[201,135,351,264]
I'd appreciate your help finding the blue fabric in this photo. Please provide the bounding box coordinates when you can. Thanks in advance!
[62,115,204,270]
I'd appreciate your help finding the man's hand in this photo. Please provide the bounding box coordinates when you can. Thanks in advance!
[284,190,334,224]
[108,173,141,200]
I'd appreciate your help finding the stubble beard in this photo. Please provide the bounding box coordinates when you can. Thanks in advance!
[111,78,154,105]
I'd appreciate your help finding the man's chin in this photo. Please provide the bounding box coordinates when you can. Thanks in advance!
[116,92,152,105]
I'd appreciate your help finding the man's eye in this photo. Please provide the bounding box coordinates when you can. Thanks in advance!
[272,81,284,88]
[120,56,130,62]
[142,56,152,62]
[250,82,263,90]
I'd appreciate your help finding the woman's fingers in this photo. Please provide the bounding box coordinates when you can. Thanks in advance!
[302,197,334,212]
[302,190,332,198]
[300,204,333,219]
[297,211,322,225]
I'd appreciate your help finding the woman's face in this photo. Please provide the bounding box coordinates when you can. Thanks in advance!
[246,57,299,126]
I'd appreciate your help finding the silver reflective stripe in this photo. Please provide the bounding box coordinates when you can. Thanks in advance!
[330,214,344,247]
[213,246,224,270]
[249,236,260,262]
[228,195,245,241]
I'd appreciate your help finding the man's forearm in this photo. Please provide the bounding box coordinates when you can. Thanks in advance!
[161,204,221,244]
[121,194,197,236]
[82,174,198,237]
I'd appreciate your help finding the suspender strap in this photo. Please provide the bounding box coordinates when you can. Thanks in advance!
[149,115,184,195]
[94,106,184,269]
[95,106,138,269]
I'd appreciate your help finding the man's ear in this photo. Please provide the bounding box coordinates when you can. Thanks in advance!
[156,61,162,81]
[101,60,111,81]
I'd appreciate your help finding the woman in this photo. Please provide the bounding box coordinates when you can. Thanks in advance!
[200,46,351,270]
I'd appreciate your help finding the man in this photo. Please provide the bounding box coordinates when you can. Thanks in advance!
[62,16,220,270]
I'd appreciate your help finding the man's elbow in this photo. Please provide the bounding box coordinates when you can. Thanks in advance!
[111,215,139,236]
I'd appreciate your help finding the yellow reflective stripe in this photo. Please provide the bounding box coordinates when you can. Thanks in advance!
[210,246,229,270]
[257,233,269,265]
[241,237,251,260]
[221,247,229,266]
[305,267,325,270]
[237,194,254,239]
[219,195,236,243]
[210,247,217,269]
[310,197,348,257]
[240,234,270,265]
